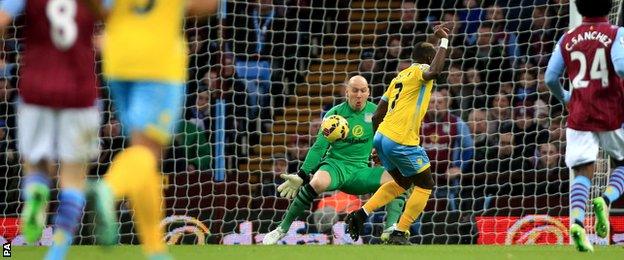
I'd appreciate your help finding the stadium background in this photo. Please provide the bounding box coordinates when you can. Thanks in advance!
[0,0,624,247]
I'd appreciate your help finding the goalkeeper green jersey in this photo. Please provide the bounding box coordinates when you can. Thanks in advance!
[301,101,377,174]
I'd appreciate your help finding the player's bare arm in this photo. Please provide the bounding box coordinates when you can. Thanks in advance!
[372,99,388,133]
[81,0,109,19]
[0,10,10,30]
[610,28,624,77]
[0,0,24,32]
[187,0,220,16]
[544,39,570,104]
[423,23,452,81]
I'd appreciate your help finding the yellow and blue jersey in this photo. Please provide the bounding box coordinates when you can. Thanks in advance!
[103,0,188,83]
[378,63,434,146]
[103,0,187,145]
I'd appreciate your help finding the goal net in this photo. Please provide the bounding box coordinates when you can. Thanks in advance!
[2,0,624,246]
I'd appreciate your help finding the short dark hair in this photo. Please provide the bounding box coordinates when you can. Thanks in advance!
[412,42,436,64]
[479,21,494,30]
[576,0,612,18]
[449,63,462,70]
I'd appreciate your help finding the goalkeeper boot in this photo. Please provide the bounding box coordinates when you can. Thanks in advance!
[89,181,118,246]
[380,223,396,243]
[381,224,411,243]
[386,230,411,245]
[262,226,286,245]
[345,209,367,241]
[570,223,594,252]
[592,197,610,238]
[21,183,50,244]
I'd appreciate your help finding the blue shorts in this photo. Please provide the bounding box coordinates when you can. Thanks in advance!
[108,80,184,145]
[373,132,431,177]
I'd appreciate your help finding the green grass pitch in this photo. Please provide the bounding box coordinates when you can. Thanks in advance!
[9,245,624,260]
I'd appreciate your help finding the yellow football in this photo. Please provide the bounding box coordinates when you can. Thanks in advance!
[321,115,349,142]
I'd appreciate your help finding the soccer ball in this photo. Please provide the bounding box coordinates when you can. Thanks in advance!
[321,115,349,142]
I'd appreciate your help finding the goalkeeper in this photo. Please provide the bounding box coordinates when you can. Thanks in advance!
[263,75,407,244]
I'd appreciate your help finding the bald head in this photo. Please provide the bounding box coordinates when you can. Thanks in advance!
[348,75,368,89]
[346,75,370,111]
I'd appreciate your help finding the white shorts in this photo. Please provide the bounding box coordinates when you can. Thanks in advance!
[18,104,100,163]
[565,128,624,168]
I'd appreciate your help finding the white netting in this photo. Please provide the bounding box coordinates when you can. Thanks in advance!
[1,0,624,246]
[584,150,611,245]
[609,0,623,26]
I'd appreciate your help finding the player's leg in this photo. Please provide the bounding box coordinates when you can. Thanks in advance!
[360,133,407,216]
[569,163,595,252]
[364,165,433,245]
[346,133,413,241]
[342,168,407,228]
[45,107,100,260]
[593,129,624,238]
[365,138,432,222]
[20,162,52,243]
[280,169,333,230]
[89,178,117,246]
[380,173,406,231]
[340,167,407,241]
[391,168,433,244]
[264,163,341,245]
[101,81,183,258]
[345,168,420,244]
[592,158,624,239]
[129,82,182,258]
[45,163,88,260]
[101,81,135,198]
[347,134,432,244]
[89,81,129,246]
[565,128,599,252]
[601,159,624,205]
[355,169,409,222]
[17,104,55,244]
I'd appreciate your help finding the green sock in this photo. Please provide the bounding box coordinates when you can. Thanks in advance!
[279,184,318,231]
[384,193,407,229]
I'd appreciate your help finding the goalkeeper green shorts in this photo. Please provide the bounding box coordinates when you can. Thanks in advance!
[317,159,385,195]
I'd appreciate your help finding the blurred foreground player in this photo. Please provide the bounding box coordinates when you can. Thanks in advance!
[545,0,624,252]
[86,0,218,259]
[0,0,100,259]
